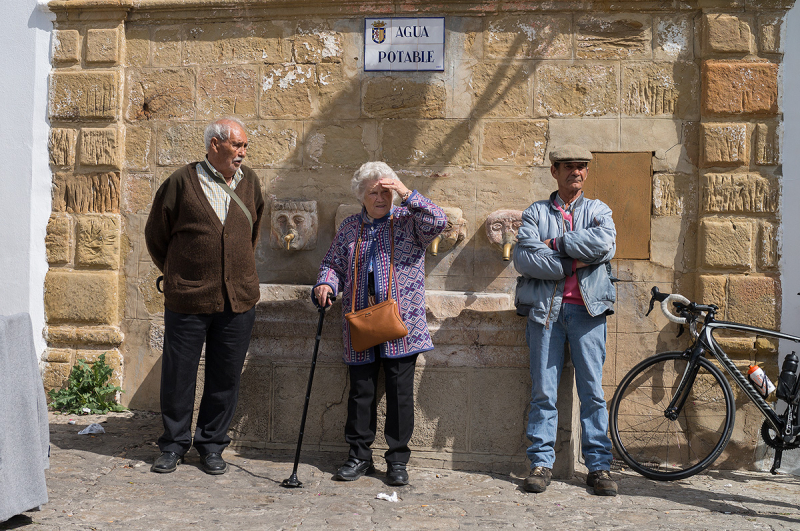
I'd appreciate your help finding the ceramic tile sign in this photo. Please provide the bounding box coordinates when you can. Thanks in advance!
[364,18,445,72]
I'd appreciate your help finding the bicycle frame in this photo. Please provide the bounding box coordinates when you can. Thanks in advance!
[670,317,800,434]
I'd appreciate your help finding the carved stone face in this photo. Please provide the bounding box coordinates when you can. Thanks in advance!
[269,199,318,251]
[485,209,523,246]
[433,207,467,253]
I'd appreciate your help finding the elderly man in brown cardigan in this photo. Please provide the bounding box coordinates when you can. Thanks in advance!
[145,118,265,475]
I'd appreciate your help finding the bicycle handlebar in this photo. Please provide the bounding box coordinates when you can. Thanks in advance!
[661,294,690,324]
[647,286,718,326]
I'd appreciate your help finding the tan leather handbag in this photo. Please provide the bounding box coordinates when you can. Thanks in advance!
[344,217,408,352]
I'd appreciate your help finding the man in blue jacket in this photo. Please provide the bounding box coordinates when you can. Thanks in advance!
[513,145,617,496]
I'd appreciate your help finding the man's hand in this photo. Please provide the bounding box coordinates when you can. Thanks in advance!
[314,284,333,307]
[543,239,553,249]
[576,260,588,269]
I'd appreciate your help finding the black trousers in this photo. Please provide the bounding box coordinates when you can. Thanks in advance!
[158,301,255,456]
[345,353,418,464]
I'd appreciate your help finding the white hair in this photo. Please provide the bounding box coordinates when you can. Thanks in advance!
[351,161,399,203]
[204,117,246,151]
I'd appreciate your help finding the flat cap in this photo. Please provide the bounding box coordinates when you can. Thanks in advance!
[548,144,593,163]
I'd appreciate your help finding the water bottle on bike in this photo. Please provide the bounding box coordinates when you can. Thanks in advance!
[747,365,776,398]
[776,351,799,402]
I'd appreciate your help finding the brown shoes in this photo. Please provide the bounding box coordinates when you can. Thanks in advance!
[587,469,618,496]
[522,466,552,493]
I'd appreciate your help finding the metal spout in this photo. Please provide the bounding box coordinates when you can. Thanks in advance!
[284,232,295,250]
[502,242,513,261]
[429,234,443,256]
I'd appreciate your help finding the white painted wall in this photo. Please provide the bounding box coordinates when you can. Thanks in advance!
[779,5,800,475]
[0,0,53,357]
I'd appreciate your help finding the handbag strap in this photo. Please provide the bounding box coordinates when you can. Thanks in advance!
[350,216,396,314]
[199,160,254,232]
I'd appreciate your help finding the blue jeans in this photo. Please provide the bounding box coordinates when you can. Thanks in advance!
[525,303,613,472]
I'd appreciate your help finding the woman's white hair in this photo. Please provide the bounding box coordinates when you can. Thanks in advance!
[351,161,400,203]
[204,117,246,151]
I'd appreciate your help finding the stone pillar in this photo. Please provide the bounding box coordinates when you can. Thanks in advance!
[43,7,129,394]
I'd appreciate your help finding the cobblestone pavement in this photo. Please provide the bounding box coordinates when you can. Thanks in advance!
[3,412,800,530]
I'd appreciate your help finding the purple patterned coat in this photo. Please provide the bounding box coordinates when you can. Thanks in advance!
[314,191,446,364]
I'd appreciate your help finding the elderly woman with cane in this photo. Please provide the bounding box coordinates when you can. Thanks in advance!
[313,161,446,486]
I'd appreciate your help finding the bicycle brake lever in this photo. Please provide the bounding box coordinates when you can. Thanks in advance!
[676,324,685,338]
[646,297,656,317]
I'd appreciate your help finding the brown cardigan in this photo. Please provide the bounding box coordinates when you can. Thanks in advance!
[145,162,265,314]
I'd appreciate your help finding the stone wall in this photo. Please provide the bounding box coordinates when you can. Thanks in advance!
[43,0,794,474]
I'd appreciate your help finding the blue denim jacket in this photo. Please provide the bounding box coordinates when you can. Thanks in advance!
[513,191,616,327]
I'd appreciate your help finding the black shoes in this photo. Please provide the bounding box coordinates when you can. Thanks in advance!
[587,469,618,496]
[386,462,409,486]
[151,451,183,474]
[200,452,228,475]
[333,457,375,481]
[522,466,552,493]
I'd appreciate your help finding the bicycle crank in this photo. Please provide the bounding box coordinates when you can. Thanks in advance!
[760,420,800,451]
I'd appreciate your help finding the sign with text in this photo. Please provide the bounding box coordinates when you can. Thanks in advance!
[364,18,445,72]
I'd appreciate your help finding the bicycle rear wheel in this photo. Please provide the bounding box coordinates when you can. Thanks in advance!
[610,351,735,481]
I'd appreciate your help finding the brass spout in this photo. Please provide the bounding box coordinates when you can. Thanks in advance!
[284,233,295,250]
[502,242,513,261]
[429,234,443,256]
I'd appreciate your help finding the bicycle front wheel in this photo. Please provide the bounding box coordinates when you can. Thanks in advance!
[610,351,735,481]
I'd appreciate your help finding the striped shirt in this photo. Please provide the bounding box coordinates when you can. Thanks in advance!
[196,157,244,224]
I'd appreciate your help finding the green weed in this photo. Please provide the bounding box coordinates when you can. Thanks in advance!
[48,353,126,414]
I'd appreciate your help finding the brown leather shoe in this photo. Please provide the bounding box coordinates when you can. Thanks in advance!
[587,469,618,496]
[522,466,552,493]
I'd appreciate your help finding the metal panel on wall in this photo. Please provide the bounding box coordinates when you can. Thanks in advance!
[583,152,652,260]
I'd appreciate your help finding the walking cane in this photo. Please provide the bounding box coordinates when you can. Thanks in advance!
[281,293,334,488]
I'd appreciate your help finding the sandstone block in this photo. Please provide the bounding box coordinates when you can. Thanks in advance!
[468,369,529,454]
[49,128,76,167]
[153,26,181,67]
[535,63,617,117]
[576,14,651,59]
[260,64,315,118]
[122,173,153,215]
[138,264,164,316]
[124,125,152,171]
[703,14,752,54]
[650,216,690,271]
[653,15,693,60]
[622,62,699,117]
[702,173,777,213]
[52,172,120,214]
[46,214,71,265]
[45,325,123,346]
[184,22,287,65]
[45,270,118,324]
[156,123,205,166]
[43,362,72,393]
[480,120,547,166]
[52,29,79,64]
[125,68,195,121]
[317,62,360,119]
[485,14,571,59]
[44,348,73,363]
[50,71,118,120]
[304,122,371,167]
[293,31,343,63]
[758,221,778,270]
[653,173,696,216]
[79,128,119,168]
[228,360,271,443]
[699,218,753,270]
[381,120,471,167]
[125,26,150,67]
[758,13,784,54]
[362,77,445,119]
[75,214,121,269]
[701,123,748,166]
[755,122,781,165]
[727,275,779,329]
[246,121,302,168]
[470,62,532,118]
[697,274,727,316]
[703,61,779,116]
[86,28,119,64]
[198,66,258,119]
[411,368,470,452]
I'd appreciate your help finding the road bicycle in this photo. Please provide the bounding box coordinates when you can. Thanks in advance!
[609,286,800,481]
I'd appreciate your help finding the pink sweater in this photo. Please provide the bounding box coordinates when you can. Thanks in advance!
[553,203,585,306]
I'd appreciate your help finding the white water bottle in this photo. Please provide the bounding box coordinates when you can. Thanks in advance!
[747,365,776,397]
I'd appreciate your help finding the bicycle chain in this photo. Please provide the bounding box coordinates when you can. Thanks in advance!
[760,420,800,450]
